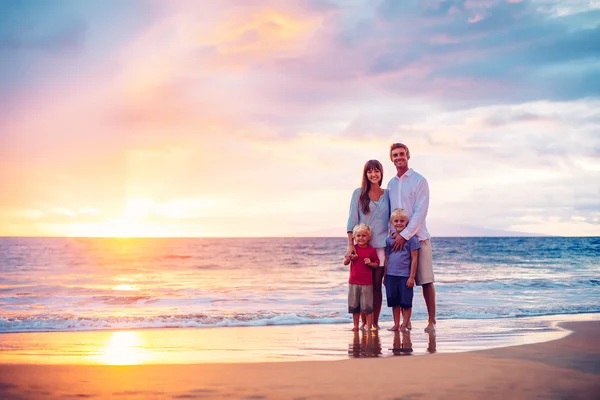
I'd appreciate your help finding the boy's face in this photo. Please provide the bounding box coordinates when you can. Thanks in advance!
[354,231,370,246]
[391,215,408,232]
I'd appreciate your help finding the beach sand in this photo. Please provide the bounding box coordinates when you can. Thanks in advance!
[0,320,598,399]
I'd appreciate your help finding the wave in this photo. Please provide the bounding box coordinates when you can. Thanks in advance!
[436,278,600,289]
[2,308,599,333]
[0,312,349,333]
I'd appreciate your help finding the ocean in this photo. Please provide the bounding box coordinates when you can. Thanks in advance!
[1,236,599,333]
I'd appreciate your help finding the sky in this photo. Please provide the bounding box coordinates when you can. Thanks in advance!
[0,0,599,238]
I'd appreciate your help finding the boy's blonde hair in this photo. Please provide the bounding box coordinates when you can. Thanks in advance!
[390,208,409,221]
[352,223,372,239]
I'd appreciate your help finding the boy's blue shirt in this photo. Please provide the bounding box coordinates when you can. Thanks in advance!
[385,235,421,277]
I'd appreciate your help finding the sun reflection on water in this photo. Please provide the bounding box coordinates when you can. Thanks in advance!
[98,331,150,365]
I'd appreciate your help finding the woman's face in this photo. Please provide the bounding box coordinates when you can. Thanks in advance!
[366,168,381,185]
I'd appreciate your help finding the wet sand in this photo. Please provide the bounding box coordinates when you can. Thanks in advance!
[0,320,598,399]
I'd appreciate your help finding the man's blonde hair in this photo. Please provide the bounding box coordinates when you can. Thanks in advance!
[352,223,372,239]
[390,208,409,221]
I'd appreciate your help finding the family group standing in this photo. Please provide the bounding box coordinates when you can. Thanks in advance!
[345,143,437,333]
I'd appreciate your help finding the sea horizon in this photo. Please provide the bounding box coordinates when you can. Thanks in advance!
[3,234,590,239]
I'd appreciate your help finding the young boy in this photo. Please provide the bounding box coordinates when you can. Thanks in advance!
[384,208,420,331]
[343,223,380,331]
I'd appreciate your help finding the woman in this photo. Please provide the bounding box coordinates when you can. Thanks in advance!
[346,159,390,330]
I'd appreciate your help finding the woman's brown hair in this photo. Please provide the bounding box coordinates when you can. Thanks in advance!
[359,160,383,214]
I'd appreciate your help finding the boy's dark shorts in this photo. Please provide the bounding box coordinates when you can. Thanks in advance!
[385,275,413,309]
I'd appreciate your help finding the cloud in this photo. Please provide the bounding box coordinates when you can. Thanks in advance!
[1,0,599,237]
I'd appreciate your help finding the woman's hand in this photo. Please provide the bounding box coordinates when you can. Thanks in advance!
[345,245,357,260]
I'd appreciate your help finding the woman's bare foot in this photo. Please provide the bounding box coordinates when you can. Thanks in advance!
[400,323,409,332]
[352,326,359,331]
[388,325,399,331]
[407,321,412,330]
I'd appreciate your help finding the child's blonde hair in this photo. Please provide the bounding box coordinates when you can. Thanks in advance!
[390,208,409,221]
[352,223,372,239]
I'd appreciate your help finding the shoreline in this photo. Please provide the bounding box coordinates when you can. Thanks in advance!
[0,313,598,365]
[0,320,598,399]
[2,314,599,365]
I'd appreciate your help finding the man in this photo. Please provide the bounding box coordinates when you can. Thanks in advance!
[387,143,436,333]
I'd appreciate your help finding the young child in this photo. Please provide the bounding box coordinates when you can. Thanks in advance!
[343,223,380,331]
[384,208,421,331]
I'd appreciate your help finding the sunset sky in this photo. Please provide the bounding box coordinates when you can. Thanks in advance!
[1,0,599,238]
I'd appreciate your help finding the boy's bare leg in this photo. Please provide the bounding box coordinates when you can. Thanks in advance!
[366,313,373,331]
[400,307,412,331]
[388,306,401,331]
[352,313,360,331]
[373,268,384,328]
[359,312,366,331]
[423,283,437,332]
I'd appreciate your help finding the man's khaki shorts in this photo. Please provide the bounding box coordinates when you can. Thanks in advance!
[416,238,435,286]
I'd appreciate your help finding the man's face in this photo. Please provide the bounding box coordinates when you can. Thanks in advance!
[391,147,409,170]
[391,215,408,232]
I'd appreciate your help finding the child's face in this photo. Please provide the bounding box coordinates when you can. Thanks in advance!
[354,231,370,246]
[391,215,408,232]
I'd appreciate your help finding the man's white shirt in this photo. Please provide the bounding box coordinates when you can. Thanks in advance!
[387,168,431,241]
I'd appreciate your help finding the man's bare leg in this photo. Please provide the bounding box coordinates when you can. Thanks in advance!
[422,283,436,332]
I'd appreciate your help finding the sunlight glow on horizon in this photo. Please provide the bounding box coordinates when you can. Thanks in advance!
[57,219,207,238]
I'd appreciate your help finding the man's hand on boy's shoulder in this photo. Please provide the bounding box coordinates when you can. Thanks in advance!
[391,233,406,252]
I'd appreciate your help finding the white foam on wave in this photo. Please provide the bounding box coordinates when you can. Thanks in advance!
[0,313,352,333]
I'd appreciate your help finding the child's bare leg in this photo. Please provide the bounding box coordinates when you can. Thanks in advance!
[388,306,401,331]
[352,313,360,331]
[366,313,373,331]
[359,312,366,330]
[400,307,412,331]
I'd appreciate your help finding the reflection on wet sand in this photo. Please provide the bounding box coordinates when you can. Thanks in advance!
[96,331,151,365]
[391,331,413,356]
[427,331,437,354]
[349,330,439,358]
[348,331,382,358]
